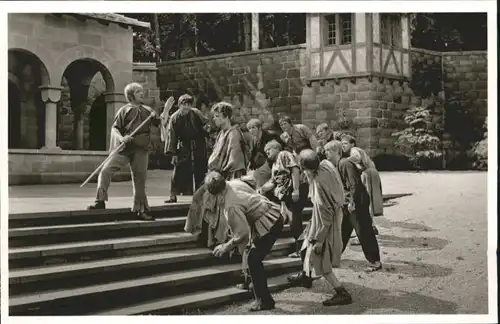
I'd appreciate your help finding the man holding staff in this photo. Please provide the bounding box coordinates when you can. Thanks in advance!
[87,82,160,221]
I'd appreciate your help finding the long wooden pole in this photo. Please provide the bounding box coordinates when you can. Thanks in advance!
[80,113,155,188]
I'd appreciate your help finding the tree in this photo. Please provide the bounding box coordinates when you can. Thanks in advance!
[409,13,487,51]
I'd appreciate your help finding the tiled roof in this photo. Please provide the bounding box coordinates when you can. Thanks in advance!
[75,13,150,29]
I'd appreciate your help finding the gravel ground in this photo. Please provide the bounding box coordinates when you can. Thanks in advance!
[201,171,490,315]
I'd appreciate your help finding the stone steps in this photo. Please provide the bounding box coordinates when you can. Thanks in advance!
[92,274,293,316]
[10,239,294,286]
[9,203,190,228]
[10,251,300,315]
[8,203,305,315]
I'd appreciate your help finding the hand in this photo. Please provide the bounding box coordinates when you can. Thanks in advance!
[171,156,178,166]
[313,241,323,255]
[164,96,175,111]
[292,189,300,202]
[213,243,229,257]
[121,135,133,144]
[150,110,158,119]
[348,203,356,213]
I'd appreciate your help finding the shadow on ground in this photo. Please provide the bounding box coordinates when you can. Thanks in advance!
[339,259,453,278]
[349,234,449,251]
[225,282,458,315]
[376,217,437,233]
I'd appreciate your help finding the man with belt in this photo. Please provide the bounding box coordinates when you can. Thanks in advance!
[87,82,160,221]
[164,94,210,203]
[208,171,284,312]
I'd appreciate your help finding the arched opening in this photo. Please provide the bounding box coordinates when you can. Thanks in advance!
[8,49,50,149]
[8,80,21,148]
[59,59,114,150]
[88,94,107,151]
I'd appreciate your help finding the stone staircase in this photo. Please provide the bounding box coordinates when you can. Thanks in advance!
[8,204,310,315]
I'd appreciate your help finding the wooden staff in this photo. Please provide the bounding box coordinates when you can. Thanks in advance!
[80,113,155,188]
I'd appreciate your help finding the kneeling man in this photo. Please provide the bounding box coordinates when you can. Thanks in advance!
[207,171,284,312]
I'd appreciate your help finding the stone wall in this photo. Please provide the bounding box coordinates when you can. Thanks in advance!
[156,45,487,168]
[8,149,130,185]
[442,52,488,128]
[158,44,307,129]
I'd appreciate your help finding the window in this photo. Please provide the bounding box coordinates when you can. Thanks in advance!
[380,14,402,47]
[324,13,352,46]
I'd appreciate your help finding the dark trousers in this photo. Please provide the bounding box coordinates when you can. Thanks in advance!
[171,147,207,196]
[248,217,284,304]
[341,205,381,263]
[283,182,309,242]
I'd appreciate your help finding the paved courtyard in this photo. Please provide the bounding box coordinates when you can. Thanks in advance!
[8,170,491,315]
[199,171,489,315]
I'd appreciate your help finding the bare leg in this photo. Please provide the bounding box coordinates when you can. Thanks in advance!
[322,271,353,306]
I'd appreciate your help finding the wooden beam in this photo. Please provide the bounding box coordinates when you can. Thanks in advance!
[251,13,259,51]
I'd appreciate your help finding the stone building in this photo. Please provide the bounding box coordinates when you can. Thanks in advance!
[8,13,487,184]
[8,13,160,184]
[159,13,487,164]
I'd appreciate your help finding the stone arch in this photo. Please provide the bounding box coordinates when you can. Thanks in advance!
[8,48,51,86]
[8,49,50,149]
[58,56,114,150]
[55,45,116,93]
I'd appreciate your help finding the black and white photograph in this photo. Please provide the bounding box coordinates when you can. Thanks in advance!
[0,1,497,322]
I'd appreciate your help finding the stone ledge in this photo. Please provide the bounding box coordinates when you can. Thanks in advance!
[133,62,158,71]
[411,47,487,57]
[9,172,131,186]
[9,149,110,156]
[158,44,307,66]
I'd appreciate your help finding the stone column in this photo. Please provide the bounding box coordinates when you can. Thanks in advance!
[103,92,127,150]
[251,13,259,51]
[39,86,62,150]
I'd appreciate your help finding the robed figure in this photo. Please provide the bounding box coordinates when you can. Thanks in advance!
[164,94,210,202]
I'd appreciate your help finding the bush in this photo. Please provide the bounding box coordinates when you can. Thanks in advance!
[392,106,443,170]
[470,118,488,170]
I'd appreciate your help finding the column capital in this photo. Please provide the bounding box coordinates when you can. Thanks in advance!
[39,86,63,103]
[103,92,127,104]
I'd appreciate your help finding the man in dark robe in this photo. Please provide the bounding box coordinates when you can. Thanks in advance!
[324,140,382,272]
[164,94,210,203]
[87,82,160,221]
[246,118,284,189]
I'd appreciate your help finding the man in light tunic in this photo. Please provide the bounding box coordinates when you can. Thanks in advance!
[207,171,284,312]
[278,115,319,154]
[315,123,341,161]
[246,118,284,189]
[184,101,249,248]
[298,149,353,306]
[87,82,159,221]
[258,140,308,259]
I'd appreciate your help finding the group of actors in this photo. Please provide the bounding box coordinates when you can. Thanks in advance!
[87,82,385,312]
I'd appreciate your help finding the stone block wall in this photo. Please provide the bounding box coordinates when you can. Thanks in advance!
[442,51,488,126]
[158,44,307,129]
[157,45,487,168]
[8,149,130,185]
